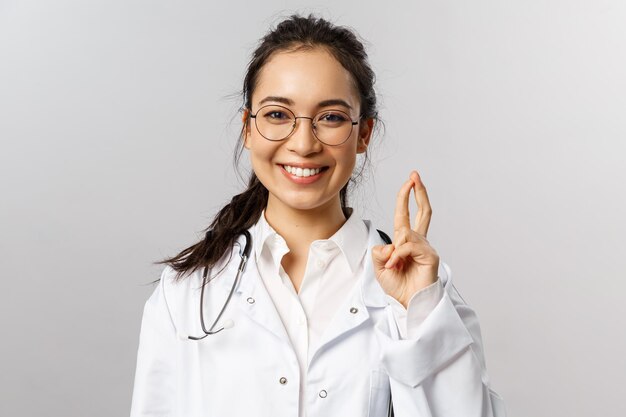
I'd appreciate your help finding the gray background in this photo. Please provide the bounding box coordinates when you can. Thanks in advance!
[1,1,625,416]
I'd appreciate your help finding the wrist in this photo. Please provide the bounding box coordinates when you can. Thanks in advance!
[400,275,440,307]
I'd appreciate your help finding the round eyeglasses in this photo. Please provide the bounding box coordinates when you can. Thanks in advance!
[248,104,360,146]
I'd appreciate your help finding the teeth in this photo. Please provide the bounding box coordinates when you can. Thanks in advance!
[283,165,322,177]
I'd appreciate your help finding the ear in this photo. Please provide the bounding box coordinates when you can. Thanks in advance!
[242,108,252,149]
[356,118,374,154]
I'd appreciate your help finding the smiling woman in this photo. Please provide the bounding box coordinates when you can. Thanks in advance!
[243,48,371,223]
[129,13,506,417]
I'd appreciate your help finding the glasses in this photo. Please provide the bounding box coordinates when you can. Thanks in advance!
[249,104,360,146]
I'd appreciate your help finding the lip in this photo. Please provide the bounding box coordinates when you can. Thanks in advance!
[278,162,328,169]
[278,164,328,184]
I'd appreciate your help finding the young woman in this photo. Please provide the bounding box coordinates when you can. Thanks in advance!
[130,14,506,417]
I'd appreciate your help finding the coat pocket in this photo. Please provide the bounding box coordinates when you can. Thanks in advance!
[367,369,391,417]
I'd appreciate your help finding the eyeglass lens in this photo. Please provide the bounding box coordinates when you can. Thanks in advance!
[253,105,354,145]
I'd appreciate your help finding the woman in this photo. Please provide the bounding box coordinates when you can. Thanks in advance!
[130,13,506,417]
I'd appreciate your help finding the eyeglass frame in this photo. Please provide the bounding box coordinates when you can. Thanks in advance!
[247,104,363,146]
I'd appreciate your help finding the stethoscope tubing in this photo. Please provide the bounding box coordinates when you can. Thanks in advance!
[187,230,252,340]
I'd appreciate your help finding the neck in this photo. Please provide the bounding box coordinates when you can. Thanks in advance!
[264,196,349,252]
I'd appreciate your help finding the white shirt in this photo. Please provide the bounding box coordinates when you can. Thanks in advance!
[251,208,443,417]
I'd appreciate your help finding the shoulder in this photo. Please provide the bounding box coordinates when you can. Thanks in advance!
[157,265,203,325]
[158,244,239,317]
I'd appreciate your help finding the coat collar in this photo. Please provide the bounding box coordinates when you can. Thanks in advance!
[359,219,392,308]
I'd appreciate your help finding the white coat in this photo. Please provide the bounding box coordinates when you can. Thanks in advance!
[130,220,507,417]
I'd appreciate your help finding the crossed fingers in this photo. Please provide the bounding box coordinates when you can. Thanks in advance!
[394,170,432,238]
[386,170,433,269]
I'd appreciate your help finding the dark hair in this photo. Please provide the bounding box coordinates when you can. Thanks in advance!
[155,13,382,282]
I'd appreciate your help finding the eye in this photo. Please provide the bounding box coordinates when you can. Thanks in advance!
[318,111,348,123]
[266,111,289,120]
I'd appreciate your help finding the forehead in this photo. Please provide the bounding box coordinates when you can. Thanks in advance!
[253,48,359,112]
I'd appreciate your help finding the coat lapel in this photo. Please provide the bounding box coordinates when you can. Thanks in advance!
[308,220,390,364]
[224,232,292,346]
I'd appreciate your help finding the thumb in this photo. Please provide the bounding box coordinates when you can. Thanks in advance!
[371,244,394,268]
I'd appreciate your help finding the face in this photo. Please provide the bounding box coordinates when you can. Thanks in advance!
[242,47,374,214]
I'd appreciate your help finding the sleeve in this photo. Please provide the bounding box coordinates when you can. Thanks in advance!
[374,261,507,417]
[129,269,178,417]
[387,276,444,339]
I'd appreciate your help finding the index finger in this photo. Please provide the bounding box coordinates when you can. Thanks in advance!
[393,177,414,231]
[410,171,432,237]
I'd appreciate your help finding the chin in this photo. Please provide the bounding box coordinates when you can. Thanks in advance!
[271,191,337,213]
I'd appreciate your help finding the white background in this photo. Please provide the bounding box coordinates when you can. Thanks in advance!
[1,1,625,416]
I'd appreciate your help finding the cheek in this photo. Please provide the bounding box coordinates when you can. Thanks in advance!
[333,147,358,173]
[339,155,356,171]
[248,141,279,178]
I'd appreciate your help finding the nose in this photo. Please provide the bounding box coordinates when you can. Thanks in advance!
[285,117,324,156]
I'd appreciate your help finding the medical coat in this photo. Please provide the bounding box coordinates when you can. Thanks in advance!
[130,220,507,417]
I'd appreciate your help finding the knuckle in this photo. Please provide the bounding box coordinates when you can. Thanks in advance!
[394,227,408,241]
[407,241,420,251]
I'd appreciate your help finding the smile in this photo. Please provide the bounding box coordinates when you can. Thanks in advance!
[281,164,327,177]
[279,164,329,184]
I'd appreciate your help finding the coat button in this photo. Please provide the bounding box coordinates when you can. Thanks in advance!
[349,307,358,314]
[279,377,288,385]
[319,389,327,398]
[316,259,326,269]
[247,297,255,304]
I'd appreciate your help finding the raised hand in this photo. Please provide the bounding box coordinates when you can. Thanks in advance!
[371,170,440,308]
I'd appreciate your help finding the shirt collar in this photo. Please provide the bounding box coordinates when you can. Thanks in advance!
[251,209,284,268]
[326,207,368,273]
[250,207,369,274]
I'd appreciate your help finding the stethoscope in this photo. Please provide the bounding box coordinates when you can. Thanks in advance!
[186,230,252,340]
[183,227,395,416]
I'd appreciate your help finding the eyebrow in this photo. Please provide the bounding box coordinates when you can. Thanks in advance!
[258,95,353,110]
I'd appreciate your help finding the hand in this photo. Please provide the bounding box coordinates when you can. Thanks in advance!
[371,170,440,309]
